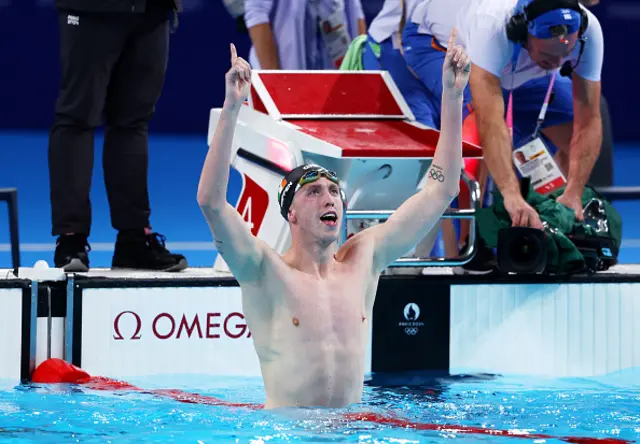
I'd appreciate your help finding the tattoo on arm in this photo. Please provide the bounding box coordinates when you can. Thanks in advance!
[215,239,224,254]
[428,164,446,183]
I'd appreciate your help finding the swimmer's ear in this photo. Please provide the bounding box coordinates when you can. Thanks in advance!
[288,209,297,224]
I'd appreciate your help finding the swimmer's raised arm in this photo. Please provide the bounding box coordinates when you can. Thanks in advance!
[197,44,265,283]
[366,29,468,272]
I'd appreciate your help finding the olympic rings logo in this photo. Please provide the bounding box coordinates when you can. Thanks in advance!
[404,327,419,335]
[429,168,445,183]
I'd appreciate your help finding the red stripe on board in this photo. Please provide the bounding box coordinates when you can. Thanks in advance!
[32,359,633,444]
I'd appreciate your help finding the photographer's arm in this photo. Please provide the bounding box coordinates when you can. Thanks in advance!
[470,65,543,229]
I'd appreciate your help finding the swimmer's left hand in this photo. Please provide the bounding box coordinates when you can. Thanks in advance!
[225,43,252,109]
[442,28,471,96]
[556,191,584,222]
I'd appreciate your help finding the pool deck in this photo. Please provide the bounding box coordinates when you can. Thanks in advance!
[3,263,640,283]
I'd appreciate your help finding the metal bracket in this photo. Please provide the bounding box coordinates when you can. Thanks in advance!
[343,169,480,267]
[65,274,75,363]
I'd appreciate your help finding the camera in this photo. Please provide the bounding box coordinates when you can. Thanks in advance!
[497,227,548,274]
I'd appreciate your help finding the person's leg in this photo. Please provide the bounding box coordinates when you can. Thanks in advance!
[104,13,187,271]
[363,35,433,125]
[49,9,128,271]
[401,23,474,127]
[103,16,164,234]
[511,77,613,188]
[361,35,381,70]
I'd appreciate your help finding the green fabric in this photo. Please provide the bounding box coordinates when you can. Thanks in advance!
[339,34,368,71]
[367,40,381,59]
[476,184,623,274]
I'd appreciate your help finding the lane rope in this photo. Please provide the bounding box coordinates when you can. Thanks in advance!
[31,359,633,444]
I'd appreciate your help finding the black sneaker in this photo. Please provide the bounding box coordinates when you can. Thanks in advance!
[111,230,188,272]
[54,234,90,272]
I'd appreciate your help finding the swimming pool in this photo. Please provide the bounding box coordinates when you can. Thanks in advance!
[1,370,638,443]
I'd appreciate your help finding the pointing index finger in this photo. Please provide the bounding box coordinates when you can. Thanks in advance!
[230,43,237,63]
[448,28,457,52]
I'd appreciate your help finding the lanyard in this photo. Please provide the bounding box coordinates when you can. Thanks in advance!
[507,44,558,141]
[507,70,556,141]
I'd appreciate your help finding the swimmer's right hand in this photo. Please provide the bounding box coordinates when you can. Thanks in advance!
[225,43,252,109]
[503,194,544,230]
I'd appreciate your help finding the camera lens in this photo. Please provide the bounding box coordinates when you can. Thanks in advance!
[498,227,548,274]
[511,235,538,264]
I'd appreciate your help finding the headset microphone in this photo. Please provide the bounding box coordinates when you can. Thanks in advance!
[560,61,573,77]
[559,35,586,77]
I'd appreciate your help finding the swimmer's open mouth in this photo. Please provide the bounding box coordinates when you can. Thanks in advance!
[320,211,338,226]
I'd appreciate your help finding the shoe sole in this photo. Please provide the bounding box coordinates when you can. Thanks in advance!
[111,258,189,273]
[61,258,89,273]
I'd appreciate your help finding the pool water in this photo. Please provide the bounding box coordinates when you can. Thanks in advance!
[0,371,639,443]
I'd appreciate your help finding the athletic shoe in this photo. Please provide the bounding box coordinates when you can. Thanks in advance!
[111,230,188,272]
[54,234,90,272]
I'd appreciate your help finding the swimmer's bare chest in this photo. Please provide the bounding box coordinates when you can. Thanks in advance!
[241,254,376,408]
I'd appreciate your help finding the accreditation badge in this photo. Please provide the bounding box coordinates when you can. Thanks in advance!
[512,137,567,195]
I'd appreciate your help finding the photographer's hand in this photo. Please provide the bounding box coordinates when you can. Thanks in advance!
[503,195,544,229]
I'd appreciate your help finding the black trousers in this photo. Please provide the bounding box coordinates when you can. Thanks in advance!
[49,10,169,237]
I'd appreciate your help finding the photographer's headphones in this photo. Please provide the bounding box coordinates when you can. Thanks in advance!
[506,0,588,77]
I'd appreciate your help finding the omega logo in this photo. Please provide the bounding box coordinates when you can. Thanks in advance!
[113,311,252,341]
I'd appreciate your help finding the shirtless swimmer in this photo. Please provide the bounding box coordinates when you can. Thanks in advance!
[197,29,471,410]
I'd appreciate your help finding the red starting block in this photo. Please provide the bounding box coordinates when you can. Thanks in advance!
[207,70,483,273]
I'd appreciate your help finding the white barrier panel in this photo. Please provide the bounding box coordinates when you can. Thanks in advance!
[36,317,65,368]
[80,286,261,379]
[0,288,24,381]
[450,282,640,377]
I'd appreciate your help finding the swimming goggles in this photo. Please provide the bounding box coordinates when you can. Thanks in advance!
[297,168,340,188]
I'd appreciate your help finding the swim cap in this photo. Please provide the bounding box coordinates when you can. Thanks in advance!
[277,164,344,221]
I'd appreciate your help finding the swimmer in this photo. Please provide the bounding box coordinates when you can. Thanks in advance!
[197,32,470,410]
